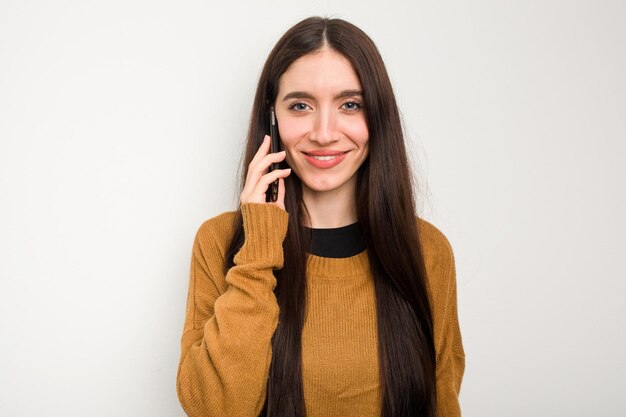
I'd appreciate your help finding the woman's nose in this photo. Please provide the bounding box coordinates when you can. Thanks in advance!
[309,109,338,145]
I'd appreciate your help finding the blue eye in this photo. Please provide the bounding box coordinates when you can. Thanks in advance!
[289,102,310,112]
[342,100,362,111]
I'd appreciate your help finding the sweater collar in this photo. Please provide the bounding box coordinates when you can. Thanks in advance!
[305,249,370,280]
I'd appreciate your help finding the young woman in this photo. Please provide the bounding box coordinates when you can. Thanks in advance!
[176,16,465,417]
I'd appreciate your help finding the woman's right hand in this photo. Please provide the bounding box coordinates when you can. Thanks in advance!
[240,135,292,211]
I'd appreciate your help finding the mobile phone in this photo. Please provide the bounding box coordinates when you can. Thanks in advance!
[266,106,281,202]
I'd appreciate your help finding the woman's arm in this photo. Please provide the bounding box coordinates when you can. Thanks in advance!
[434,245,466,417]
[176,202,288,417]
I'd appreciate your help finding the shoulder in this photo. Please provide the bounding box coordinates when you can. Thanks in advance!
[416,217,459,351]
[196,210,238,241]
[416,217,456,306]
[193,210,239,267]
[416,217,455,274]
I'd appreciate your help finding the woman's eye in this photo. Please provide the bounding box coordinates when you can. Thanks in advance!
[342,100,362,111]
[289,102,310,112]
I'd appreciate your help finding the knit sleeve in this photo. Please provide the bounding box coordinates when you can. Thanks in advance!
[435,244,466,417]
[176,202,288,417]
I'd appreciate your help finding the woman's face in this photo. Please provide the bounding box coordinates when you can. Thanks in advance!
[274,47,369,196]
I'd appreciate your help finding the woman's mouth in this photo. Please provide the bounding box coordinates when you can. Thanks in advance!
[303,151,349,168]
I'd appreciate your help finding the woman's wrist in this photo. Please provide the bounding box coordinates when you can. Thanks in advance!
[235,202,289,267]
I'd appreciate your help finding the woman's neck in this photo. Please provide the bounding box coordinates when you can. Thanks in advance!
[301,179,358,228]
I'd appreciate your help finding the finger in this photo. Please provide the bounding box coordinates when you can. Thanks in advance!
[252,168,291,199]
[263,167,291,185]
[249,135,271,168]
[244,136,272,186]
[275,177,286,211]
[252,150,287,183]
[260,150,286,173]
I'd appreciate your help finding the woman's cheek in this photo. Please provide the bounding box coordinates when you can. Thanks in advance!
[277,123,297,168]
[279,118,307,144]
[344,117,369,145]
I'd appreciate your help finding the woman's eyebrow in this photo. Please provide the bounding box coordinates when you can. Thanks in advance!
[281,89,363,101]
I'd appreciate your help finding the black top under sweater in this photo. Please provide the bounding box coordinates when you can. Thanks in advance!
[305,222,367,258]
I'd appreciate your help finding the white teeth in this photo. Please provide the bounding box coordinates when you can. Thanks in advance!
[311,155,339,161]
[307,152,345,161]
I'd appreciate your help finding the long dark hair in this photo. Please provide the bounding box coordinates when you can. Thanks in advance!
[225,16,436,417]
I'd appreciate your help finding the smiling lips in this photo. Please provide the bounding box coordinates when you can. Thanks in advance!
[303,150,349,168]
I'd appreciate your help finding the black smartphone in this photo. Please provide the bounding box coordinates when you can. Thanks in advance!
[266,106,281,202]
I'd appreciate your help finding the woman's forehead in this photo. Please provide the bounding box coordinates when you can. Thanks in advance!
[277,48,362,99]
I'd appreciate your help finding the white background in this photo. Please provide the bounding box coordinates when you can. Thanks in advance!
[1,1,625,416]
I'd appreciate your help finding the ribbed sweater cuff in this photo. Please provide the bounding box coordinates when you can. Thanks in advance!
[234,203,289,268]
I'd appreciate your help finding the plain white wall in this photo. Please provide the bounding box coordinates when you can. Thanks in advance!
[1,0,625,416]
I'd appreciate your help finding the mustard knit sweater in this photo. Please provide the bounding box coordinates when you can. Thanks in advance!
[176,203,465,417]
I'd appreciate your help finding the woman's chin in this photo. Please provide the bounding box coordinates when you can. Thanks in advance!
[299,175,354,195]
